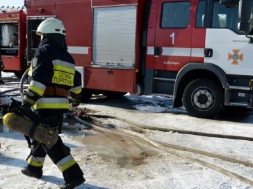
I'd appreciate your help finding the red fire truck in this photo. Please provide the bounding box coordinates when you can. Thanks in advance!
[0,8,27,78]
[23,0,253,118]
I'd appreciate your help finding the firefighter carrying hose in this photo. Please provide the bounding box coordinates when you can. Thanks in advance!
[20,18,85,189]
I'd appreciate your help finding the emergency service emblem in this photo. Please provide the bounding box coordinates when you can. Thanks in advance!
[228,49,243,65]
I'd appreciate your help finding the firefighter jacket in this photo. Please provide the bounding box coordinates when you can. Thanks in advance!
[26,34,82,112]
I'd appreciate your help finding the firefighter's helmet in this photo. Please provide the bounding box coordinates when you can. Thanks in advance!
[36,18,66,36]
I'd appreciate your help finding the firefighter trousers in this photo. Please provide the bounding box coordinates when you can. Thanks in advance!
[25,112,84,183]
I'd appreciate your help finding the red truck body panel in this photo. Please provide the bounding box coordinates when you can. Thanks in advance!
[25,0,148,93]
[0,9,26,72]
[6,0,253,118]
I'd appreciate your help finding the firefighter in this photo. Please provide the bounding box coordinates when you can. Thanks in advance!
[0,51,4,84]
[21,17,85,189]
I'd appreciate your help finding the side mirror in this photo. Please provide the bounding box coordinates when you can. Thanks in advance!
[239,0,251,21]
[220,0,239,7]
[238,21,250,32]
[220,0,238,3]
[238,0,251,33]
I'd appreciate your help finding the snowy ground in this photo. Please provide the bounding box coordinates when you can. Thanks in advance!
[1,73,253,189]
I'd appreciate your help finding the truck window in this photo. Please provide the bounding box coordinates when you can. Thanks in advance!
[196,0,253,34]
[196,0,206,27]
[211,1,246,34]
[161,2,190,28]
[249,3,253,35]
[0,23,19,56]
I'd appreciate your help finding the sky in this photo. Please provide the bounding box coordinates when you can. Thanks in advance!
[2,0,24,7]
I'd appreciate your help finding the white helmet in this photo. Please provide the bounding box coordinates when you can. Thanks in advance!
[36,18,66,36]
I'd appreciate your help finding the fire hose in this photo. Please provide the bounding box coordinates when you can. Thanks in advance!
[19,67,29,99]
[0,68,28,98]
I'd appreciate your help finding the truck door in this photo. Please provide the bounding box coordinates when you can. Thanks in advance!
[153,1,192,71]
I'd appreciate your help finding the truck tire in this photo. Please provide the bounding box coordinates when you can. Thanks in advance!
[81,88,92,102]
[103,91,127,99]
[183,79,223,118]
[14,71,25,79]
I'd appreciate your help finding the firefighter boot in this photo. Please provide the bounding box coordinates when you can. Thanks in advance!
[21,165,43,179]
[60,163,85,189]
[59,177,85,189]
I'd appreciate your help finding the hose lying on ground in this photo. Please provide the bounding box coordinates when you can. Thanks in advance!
[73,114,253,187]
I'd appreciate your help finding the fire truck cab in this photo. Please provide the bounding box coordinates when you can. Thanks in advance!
[24,0,253,118]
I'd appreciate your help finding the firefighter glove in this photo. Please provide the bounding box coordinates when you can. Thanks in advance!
[70,92,81,107]
[23,90,39,107]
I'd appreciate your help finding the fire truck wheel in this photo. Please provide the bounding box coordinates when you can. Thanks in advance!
[183,79,223,118]
[14,71,26,79]
[81,88,92,102]
[103,91,127,99]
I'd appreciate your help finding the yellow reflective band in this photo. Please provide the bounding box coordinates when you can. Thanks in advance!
[28,85,44,97]
[28,66,33,77]
[48,129,56,135]
[34,102,70,110]
[54,64,75,74]
[28,80,46,96]
[52,59,75,74]
[33,98,70,109]
[58,158,77,172]
[28,156,45,167]
[52,71,74,86]
[70,86,82,94]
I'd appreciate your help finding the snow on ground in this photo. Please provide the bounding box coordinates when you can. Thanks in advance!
[1,72,253,189]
